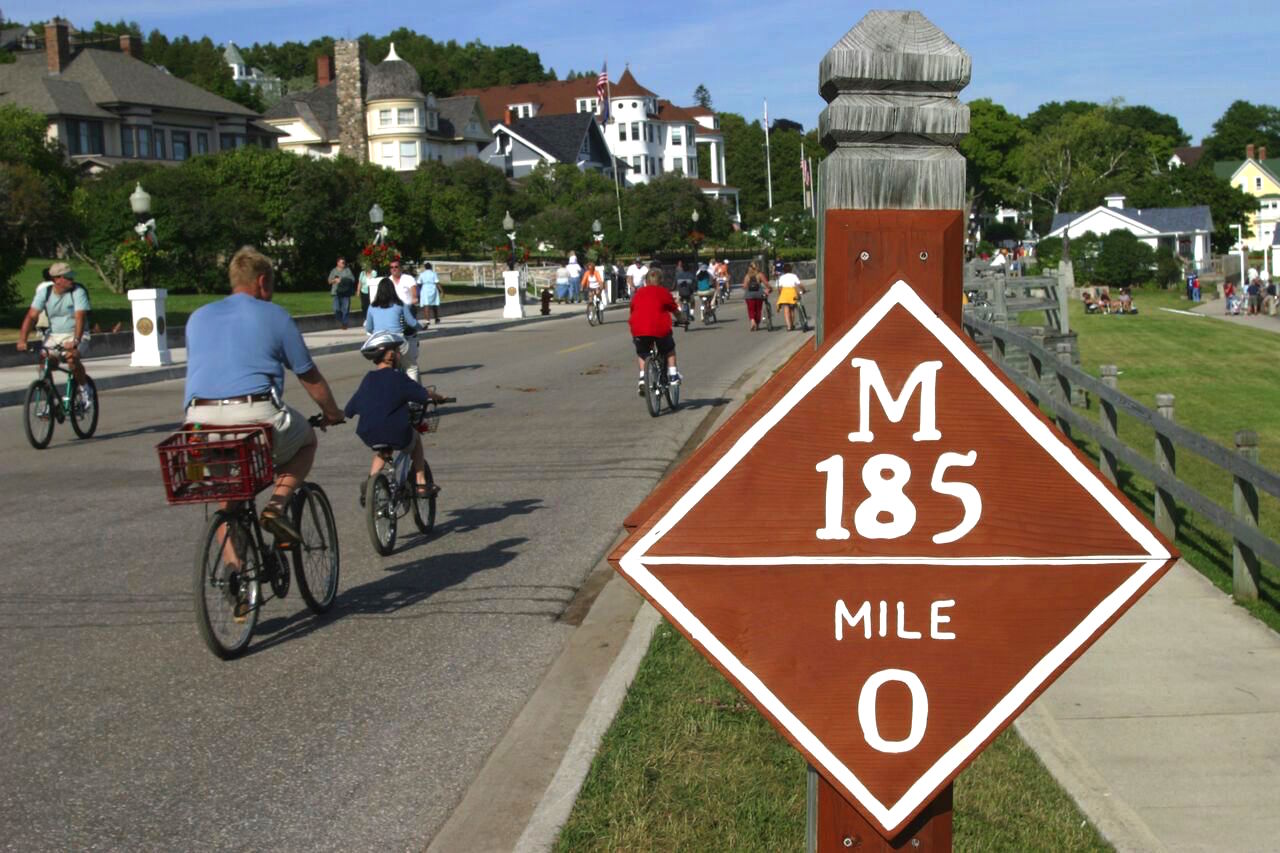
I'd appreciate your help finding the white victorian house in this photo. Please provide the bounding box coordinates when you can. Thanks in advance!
[1048,194,1214,271]
[263,43,490,171]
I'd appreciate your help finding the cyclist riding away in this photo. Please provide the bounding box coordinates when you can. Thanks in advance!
[714,259,730,301]
[183,246,345,545]
[695,266,716,321]
[630,268,682,394]
[674,261,695,324]
[346,331,439,505]
[16,261,92,407]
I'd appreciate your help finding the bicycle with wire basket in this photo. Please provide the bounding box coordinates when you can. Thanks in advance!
[364,392,453,555]
[23,343,98,449]
[156,415,340,659]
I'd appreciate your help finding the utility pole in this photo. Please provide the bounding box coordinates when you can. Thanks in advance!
[764,98,774,210]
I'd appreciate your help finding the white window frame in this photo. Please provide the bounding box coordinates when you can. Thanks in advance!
[631,121,639,140]
[400,140,418,168]
[619,123,627,141]
[427,111,438,131]
[672,127,683,146]
[397,108,415,126]
[632,155,641,172]
[379,109,392,127]
[381,141,395,165]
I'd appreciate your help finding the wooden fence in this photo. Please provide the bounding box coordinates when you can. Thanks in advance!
[963,314,1278,602]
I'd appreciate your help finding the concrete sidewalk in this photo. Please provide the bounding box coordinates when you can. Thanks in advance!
[0,300,588,407]
[1017,561,1280,852]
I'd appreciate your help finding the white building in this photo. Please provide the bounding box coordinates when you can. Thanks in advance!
[262,44,490,171]
[222,42,282,102]
[1048,194,1214,271]
[460,69,739,220]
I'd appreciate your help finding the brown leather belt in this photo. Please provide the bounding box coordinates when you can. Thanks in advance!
[190,393,273,406]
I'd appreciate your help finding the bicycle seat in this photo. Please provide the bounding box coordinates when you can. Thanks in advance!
[370,443,395,452]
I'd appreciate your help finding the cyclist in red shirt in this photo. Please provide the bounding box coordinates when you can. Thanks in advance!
[629,268,682,394]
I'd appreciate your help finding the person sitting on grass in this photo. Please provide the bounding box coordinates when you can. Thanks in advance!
[1082,291,1101,314]
[345,331,442,506]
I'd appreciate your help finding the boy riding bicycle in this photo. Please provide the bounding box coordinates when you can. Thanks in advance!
[345,332,441,505]
[630,268,682,394]
[16,261,93,406]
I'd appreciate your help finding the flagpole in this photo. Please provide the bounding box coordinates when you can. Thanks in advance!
[764,98,774,210]
[605,64,623,232]
[801,140,808,211]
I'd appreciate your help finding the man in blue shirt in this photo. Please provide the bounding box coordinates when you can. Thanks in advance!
[184,246,344,542]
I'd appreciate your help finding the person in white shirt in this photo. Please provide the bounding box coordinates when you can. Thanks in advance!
[565,253,583,303]
[626,259,649,297]
[386,260,421,381]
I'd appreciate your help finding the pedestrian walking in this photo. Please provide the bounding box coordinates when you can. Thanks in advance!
[566,252,583,303]
[555,263,570,303]
[328,256,356,329]
[742,260,770,330]
[417,262,443,324]
[358,265,377,316]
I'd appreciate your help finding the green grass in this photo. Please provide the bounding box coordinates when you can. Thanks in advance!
[557,622,1109,851]
[1041,287,1280,631]
[3,258,496,341]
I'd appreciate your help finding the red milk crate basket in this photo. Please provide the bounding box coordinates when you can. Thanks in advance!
[156,424,274,505]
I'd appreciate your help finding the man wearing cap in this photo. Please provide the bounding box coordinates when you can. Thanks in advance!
[184,245,344,543]
[16,261,92,393]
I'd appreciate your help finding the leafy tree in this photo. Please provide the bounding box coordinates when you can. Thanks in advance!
[693,85,712,109]
[622,175,730,254]
[1111,103,1189,147]
[960,98,1025,214]
[0,105,77,305]
[1201,100,1280,161]
[1023,100,1098,135]
[1092,230,1154,287]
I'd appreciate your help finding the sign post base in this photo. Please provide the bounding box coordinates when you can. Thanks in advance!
[502,270,524,319]
[127,288,173,367]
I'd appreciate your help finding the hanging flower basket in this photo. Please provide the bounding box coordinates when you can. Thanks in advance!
[361,240,401,273]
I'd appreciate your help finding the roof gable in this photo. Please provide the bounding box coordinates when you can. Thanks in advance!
[65,48,256,116]
[502,112,598,163]
[1049,204,1212,237]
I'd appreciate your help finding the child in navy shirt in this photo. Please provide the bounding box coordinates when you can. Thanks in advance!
[344,337,438,499]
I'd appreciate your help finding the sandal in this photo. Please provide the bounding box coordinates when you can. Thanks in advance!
[414,482,441,498]
[260,507,301,547]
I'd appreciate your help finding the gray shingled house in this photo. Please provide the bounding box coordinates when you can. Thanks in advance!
[1048,194,1214,272]
[0,19,280,172]
[479,112,622,179]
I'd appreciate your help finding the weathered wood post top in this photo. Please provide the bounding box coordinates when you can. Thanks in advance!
[816,10,970,340]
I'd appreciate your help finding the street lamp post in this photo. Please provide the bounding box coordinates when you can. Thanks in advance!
[501,210,524,319]
[592,219,606,303]
[369,203,387,245]
[126,182,171,367]
[129,182,155,289]
[691,209,701,269]
[1231,224,1246,293]
[503,209,517,271]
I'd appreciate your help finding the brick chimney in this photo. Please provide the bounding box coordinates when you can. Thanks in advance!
[118,33,142,59]
[44,18,70,74]
[316,54,334,87]
[504,108,513,126]
[1246,143,1255,161]
[333,40,366,163]
[1261,146,1269,162]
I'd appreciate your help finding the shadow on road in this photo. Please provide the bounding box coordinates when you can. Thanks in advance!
[423,363,483,374]
[91,420,183,442]
[436,498,544,535]
[249,535,536,653]
[672,396,731,411]
[438,402,494,417]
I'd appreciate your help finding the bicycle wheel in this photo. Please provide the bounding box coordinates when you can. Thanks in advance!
[365,473,397,555]
[412,459,437,535]
[292,483,340,614]
[664,376,681,411]
[644,357,662,418]
[764,301,774,332]
[69,375,99,439]
[23,379,56,449]
[586,302,597,326]
[797,302,810,332]
[194,509,259,659]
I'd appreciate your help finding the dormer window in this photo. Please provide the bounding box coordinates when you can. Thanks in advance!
[576,98,598,114]
[508,103,534,119]
[426,111,438,131]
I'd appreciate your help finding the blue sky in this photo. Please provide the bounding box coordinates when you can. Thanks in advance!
[9,0,1275,145]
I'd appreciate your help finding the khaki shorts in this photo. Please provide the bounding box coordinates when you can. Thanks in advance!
[184,398,313,467]
[44,332,89,357]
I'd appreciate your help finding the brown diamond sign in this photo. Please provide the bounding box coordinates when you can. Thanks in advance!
[610,279,1178,837]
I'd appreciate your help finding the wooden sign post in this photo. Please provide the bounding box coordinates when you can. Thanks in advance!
[811,11,970,850]
[608,11,1178,853]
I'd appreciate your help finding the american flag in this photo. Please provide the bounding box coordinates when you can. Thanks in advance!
[596,63,609,122]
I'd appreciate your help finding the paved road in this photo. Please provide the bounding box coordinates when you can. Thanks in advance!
[0,301,804,850]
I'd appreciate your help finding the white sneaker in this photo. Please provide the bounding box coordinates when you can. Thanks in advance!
[637,379,645,396]
[79,388,93,411]
[669,372,682,385]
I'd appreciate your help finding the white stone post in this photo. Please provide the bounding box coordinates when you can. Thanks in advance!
[128,288,173,366]
[502,270,525,319]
